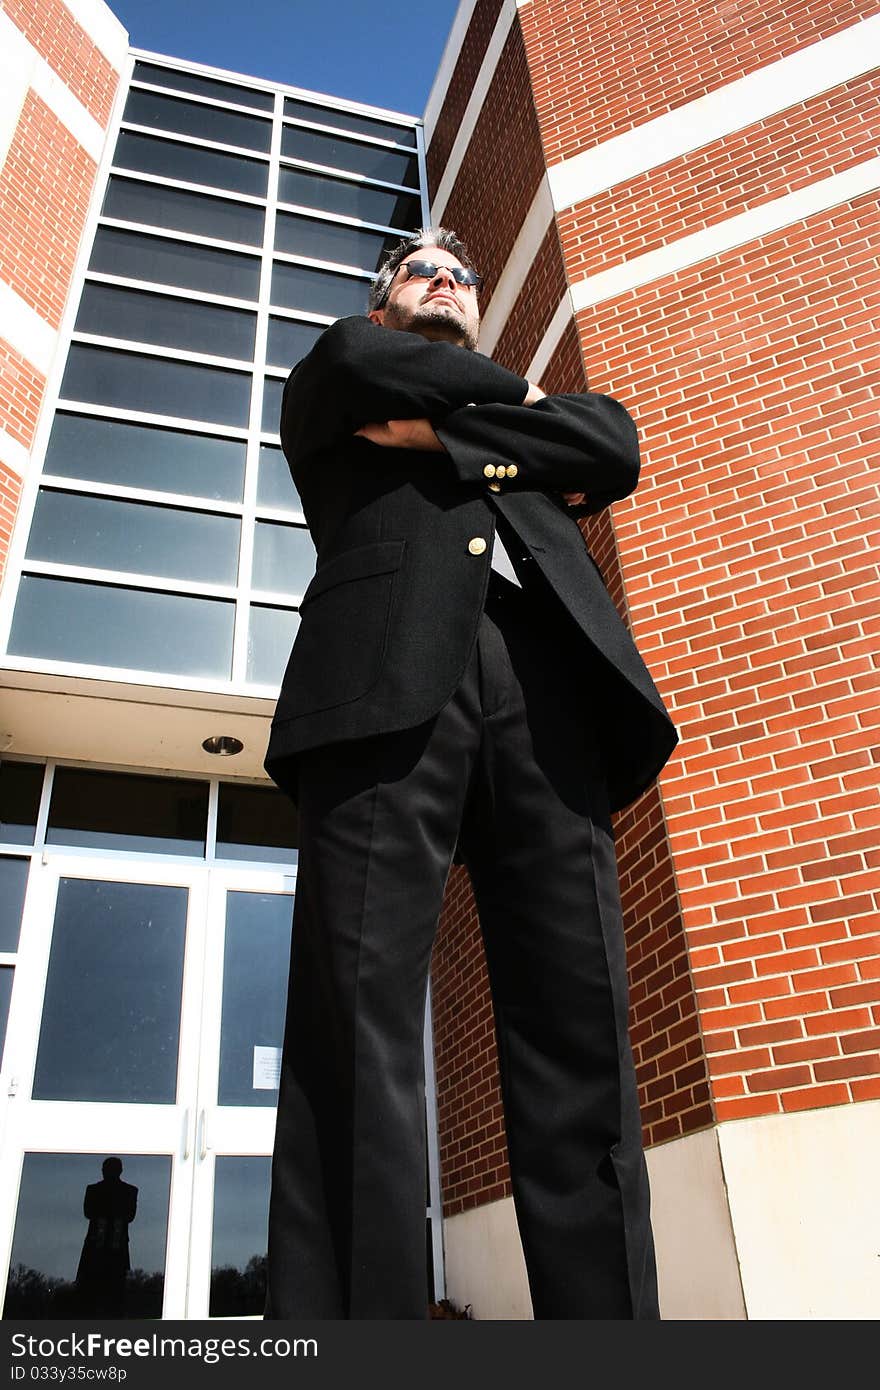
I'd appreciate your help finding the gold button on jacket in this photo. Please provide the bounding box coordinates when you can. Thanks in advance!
[506,464,518,478]
[483,463,496,478]
[468,536,487,555]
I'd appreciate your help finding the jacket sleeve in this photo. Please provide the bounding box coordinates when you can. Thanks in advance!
[280,316,528,466]
[435,392,640,514]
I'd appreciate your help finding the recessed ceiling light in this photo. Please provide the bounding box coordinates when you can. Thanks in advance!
[202,734,244,756]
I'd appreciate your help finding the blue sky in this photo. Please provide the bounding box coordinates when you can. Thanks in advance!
[111,0,461,116]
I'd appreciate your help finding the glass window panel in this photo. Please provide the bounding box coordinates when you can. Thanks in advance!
[281,128,418,188]
[0,965,11,1067]
[47,768,208,855]
[257,443,302,512]
[277,168,420,229]
[210,1156,271,1317]
[123,89,271,152]
[247,606,300,687]
[8,576,235,680]
[252,521,315,595]
[216,783,298,862]
[75,283,257,360]
[283,100,416,146]
[133,62,274,111]
[0,857,29,950]
[218,891,293,1106]
[0,762,43,845]
[261,377,284,435]
[265,316,324,371]
[26,490,241,586]
[44,414,246,502]
[274,212,396,271]
[61,345,251,426]
[33,879,187,1103]
[114,132,268,197]
[271,261,369,317]
[89,227,261,301]
[102,176,265,245]
[4,1153,170,1319]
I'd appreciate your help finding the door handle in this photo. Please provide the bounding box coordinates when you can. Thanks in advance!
[181,1107,191,1160]
[198,1108,208,1161]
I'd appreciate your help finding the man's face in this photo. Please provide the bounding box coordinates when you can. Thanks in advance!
[369,248,480,351]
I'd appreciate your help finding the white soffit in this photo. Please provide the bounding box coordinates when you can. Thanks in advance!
[549,15,880,213]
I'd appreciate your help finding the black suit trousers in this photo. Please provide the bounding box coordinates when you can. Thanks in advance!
[265,574,659,1319]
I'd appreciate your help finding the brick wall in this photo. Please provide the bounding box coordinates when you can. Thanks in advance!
[0,0,120,579]
[586,191,880,1117]
[0,463,24,583]
[426,0,505,194]
[431,22,547,314]
[556,70,880,283]
[427,0,717,1213]
[519,0,878,165]
[0,339,46,451]
[0,0,120,127]
[0,91,98,329]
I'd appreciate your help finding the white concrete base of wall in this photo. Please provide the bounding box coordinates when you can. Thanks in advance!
[442,1197,532,1320]
[441,1100,880,1319]
[719,1097,880,1320]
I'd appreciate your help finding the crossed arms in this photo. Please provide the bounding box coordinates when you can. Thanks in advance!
[280,316,640,516]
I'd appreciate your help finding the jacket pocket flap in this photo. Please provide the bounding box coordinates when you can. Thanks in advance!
[300,539,405,610]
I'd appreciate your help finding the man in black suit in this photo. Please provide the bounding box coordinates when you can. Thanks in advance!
[264,227,677,1320]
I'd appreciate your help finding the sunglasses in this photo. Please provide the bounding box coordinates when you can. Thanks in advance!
[391,259,482,294]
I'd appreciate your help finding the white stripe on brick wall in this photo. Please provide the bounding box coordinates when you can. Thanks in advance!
[477,177,554,357]
[0,11,108,164]
[549,15,880,213]
[522,155,880,383]
[0,428,32,481]
[0,281,58,378]
[568,156,880,312]
[430,0,517,224]
[61,0,129,70]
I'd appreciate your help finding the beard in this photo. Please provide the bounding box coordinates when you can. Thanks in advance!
[383,297,479,351]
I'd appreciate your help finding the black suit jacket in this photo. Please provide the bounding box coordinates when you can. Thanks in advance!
[264,316,677,812]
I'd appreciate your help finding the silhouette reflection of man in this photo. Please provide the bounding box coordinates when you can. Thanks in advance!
[75,1157,137,1317]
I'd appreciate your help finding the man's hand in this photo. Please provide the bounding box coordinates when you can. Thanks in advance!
[522,381,547,405]
[354,418,446,451]
[562,491,587,507]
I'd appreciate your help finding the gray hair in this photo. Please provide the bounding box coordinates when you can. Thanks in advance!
[368,226,478,313]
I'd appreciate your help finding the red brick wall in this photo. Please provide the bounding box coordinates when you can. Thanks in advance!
[492,223,567,375]
[520,0,878,166]
[0,0,120,127]
[585,192,880,1118]
[0,464,24,582]
[557,71,880,282]
[431,23,546,315]
[0,91,98,329]
[0,339,45,450]
[426,0,505,194]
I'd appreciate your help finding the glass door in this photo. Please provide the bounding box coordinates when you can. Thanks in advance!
[0,856,209,1318]
[186,869,295,1318]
